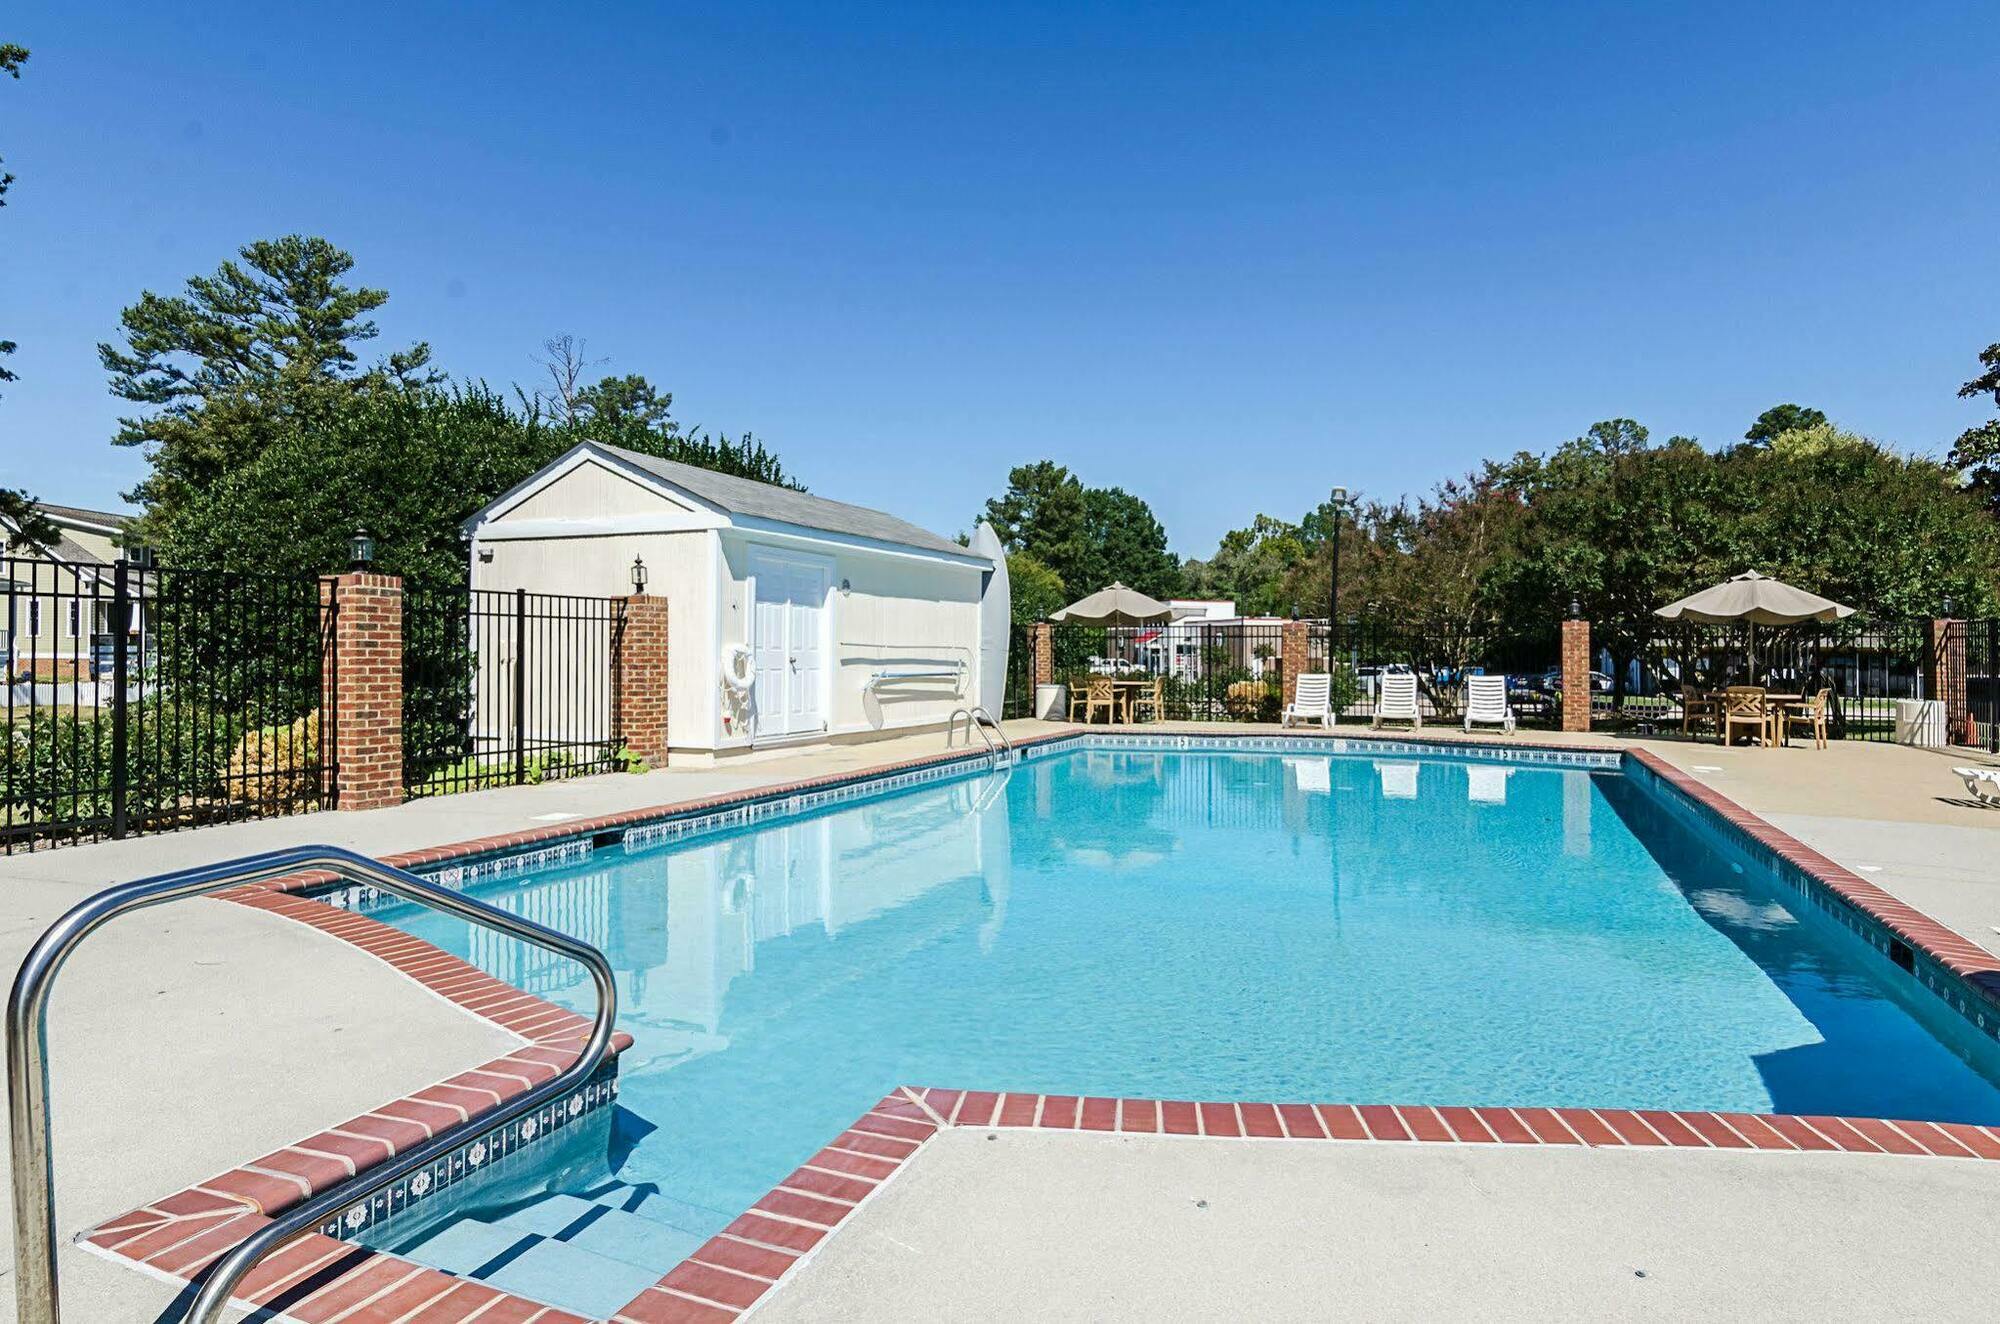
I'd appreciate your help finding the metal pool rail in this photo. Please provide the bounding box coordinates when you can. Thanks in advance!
[5,844,618,1324]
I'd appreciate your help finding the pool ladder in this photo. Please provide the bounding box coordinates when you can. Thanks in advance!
[947,705,1015,767]
[5,845,619,1324]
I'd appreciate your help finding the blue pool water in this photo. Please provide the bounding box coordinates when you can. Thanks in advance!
[368,746,2000,1303]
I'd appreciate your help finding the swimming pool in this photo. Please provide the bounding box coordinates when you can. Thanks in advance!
[360,739,2000,1313]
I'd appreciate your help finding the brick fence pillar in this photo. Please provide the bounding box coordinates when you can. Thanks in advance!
[1280,620,1309,708]
[1927,617,1966,742]
[322,572,403,811]
[615,594,670,767]
[1031,621,1054,688]
[1561,616,1592,733]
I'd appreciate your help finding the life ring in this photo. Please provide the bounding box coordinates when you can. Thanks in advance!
[722,643,755,694]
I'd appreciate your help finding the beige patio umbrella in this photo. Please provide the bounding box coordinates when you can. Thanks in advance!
[1653,571,1855,626]
[1655,571,1855,684]
[1050,582,1187,626]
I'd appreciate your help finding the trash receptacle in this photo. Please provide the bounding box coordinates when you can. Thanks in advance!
[1895,698,1944,748]
[1034,683,1066,720]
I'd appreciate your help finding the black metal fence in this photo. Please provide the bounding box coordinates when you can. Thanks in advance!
[1,556,333,852]
[1640,620,1944,743]
[403,587,629,798]
[1019,618,1565,726]
[1965,618,2000,753]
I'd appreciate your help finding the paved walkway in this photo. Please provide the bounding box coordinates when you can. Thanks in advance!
[2,719,1995,1319]
[756,1128,2000,1322]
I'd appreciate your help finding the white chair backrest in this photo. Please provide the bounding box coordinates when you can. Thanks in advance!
[1379,672,1418,713]
[1466,674,1508,715]
[1294,672,1331,708]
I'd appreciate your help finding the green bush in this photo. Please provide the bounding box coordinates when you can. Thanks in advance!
[0,698,300,830]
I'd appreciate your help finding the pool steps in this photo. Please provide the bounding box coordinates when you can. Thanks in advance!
[396,1185,729,1318]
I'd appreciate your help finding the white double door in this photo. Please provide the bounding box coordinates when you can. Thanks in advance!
[750,552,830,739]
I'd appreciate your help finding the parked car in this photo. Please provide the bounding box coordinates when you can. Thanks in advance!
[1538,669,1613,693]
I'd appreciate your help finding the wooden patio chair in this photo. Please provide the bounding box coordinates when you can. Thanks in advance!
[1721,686,1771,747]
[1067,677,1090,723]
[1128,676,1166,724]
[1084,675,1120,724]
[1680,688,1716,737]
[1783,687,1831,750]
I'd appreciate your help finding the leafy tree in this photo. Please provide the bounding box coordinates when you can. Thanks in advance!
[575,373,676,437]
[154,382,567,594]
[99,235,435,525]
[1182,515,1308,615]
[1948,341,2000,508]
[0,489,56,550]
[1077,486,1181,598]
[982,461,1088,569]
[1006,551,1067,623]
[569,371,797,488]
[982,463,1178,599]
[1494,421,1731,697]
[1729,424,1996,618]
[1745,403,1827,444]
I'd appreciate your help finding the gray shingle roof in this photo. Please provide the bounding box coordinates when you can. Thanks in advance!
[34,502,135,531]
[595,443,981,561]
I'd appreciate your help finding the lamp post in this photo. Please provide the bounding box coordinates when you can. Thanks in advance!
[1328,486,1348,653]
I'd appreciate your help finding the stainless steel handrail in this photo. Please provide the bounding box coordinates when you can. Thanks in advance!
[946,707,997,762]
[968,707,1014,764]
[6,844,618,1324]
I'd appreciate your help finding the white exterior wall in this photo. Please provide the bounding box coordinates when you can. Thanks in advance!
[715,530,984,751]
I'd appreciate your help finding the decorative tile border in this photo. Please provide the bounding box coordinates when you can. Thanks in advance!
[1078,730,1621,770]
[620,753,1004,852]
[313,1064,619,1245]
[601,1084,2000,1322]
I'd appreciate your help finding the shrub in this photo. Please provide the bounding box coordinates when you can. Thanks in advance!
[224,710,322,805]
[0,697,257,830]
[1224,679,1280,721]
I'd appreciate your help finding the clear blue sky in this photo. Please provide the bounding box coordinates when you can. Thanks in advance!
[3,2,1995,555]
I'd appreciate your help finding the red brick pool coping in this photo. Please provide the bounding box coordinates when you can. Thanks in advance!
[78,728,2000,1322]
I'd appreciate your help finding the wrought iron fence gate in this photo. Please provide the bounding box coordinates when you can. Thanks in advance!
[403,587,629,798]
[1,557,334,852]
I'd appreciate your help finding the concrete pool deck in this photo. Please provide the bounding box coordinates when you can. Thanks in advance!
[0,719,1995,1320]
[754,1124,2000,1322]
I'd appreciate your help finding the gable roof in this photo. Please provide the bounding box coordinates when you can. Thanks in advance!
[36,502,135,532]
[1,502,137,568]
[474,441,985,563]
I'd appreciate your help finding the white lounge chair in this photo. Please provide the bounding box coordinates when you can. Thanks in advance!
[1283,672,1335,729]
[1953,767,2000,807]
[1373,673,1421,730]
[1462,674,1516,735]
